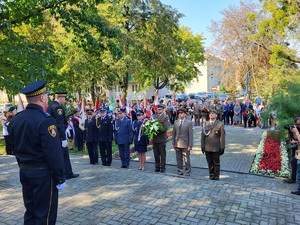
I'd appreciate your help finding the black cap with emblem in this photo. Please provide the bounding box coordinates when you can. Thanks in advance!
[55,91,67,98]
[21,80,49,98]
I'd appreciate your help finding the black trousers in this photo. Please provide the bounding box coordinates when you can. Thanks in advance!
[87,142,98,164]
[205,151,220,179]
[4,135,14,155]
[62,146,73,176]
[99,141,112,166]
[20,169,58,225]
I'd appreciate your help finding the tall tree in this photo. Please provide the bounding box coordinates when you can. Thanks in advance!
[207,1,277,98]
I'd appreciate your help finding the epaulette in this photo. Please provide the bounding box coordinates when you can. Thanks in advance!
[41,110,51,117]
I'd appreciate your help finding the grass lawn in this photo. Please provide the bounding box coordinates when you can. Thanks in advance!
[0,139,6,155]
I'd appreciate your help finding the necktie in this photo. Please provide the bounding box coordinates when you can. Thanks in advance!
[179,120,183,131]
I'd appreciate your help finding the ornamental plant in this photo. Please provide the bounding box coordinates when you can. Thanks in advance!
[250,131,290,178]
[142,119,163,140]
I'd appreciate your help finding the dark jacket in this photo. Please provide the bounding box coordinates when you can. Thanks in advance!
[97,115,113,142]
[8,104,65,184]
[84,118,97,143]
[114,117,133,145]
[47,101,67,141]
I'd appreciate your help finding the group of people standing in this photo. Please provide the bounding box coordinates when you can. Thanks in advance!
[163,95,267,130]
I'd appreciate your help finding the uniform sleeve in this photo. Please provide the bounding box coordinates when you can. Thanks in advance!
[188,121,193,147]
[172,122,176,146]
[128,120,133,143]
[40,117,65,184]
[161,115,170,133]
[201,125,205,148]
[52,105,67,141]
[108,118,113,142]
[220,123,226,149]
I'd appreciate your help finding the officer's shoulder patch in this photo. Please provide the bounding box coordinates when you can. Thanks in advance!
[48,125,57,137]
[57,108,63,115]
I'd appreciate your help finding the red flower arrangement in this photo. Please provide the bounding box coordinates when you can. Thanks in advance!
[202,107,208,113]
[258,133,281,173]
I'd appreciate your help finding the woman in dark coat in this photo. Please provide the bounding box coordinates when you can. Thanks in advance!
[132,110,149,170]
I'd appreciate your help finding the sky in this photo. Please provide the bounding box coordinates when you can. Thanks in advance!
[160,0,259,47]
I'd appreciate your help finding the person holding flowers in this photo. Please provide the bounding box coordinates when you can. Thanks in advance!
[152,104,170,173]
[133,110,149,170]
[241,99,253,128]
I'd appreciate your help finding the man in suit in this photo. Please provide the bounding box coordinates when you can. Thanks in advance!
[201,108,225,180]
[114,108,133,168]
[97,107,113,166]
[172,108,193,176]
[192,101,201,126]
[152,104,170,173]
[241,99,254,128]
[47,91,79,179]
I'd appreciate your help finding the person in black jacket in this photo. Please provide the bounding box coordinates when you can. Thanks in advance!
[8,80,66,224]
[97,107,113,166]
[47,91,79,180]
[84,110,98,164]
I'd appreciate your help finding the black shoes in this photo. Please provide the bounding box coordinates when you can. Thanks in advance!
[284,179,296,184]
[160,169,165,173]
[291,191,300,195]
[121,165,128,169]
[66,173,79,180]
[154,169,160,172]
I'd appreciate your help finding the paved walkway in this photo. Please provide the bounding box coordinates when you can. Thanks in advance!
[1,125,300,224]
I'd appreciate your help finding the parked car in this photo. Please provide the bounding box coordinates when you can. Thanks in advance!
[176,94,188,103]
[188,93,195,99]
[218,94,227,101]
[0,103,13,113]
[189,95,202,105]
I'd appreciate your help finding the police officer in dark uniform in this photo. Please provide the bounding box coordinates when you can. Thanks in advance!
[84,110,98,164]
[97,107,113,166]
[8,80,66,225]
[47,91,79,179]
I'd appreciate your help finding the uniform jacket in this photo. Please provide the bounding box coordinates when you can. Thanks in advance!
[215,104,224,114]
[201,120,225,152]
[133,119,149,146]
[97,115,113,142]
[84,117,97,143]
[193,103,201,115]
[8,104,65,184]
[47,101,67,141]
[114,117,133,145]
[172,118,193,148]
[152,113,170,143]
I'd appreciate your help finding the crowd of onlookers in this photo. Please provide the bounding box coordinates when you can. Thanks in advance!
[162,94,274,129]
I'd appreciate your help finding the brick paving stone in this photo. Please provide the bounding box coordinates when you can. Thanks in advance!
[1,126,300,224]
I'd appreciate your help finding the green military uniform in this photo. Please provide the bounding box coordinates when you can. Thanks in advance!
[201,111,225,180]
[152,105,170,172]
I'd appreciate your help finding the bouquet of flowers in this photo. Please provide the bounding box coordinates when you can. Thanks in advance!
[142,119,163,140]
[202,107,209,113]
[242,109,254,117]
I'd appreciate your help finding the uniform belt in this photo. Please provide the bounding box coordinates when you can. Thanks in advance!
[19,163,48,170]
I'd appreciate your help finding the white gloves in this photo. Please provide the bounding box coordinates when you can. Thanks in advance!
[62,140,67,148]
[56,181,66,190]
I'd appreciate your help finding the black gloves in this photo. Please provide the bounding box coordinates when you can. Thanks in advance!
[219,149,224,155]
[201,148,205,154]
